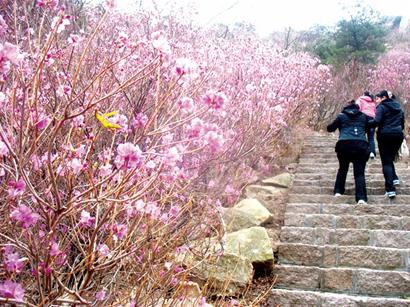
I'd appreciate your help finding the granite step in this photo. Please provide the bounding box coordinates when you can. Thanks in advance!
[291,185,410,195]
[269,272,410,307]
[286,203,410,218]
[278,243,410,270]
[284,213,410,230]
[281,226,410,248]
[288,194,410,204]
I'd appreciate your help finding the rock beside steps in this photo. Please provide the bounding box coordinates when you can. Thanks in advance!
[270,134,410,306]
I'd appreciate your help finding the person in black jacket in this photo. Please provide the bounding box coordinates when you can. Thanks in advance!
[327,100,372,204]
[371,90,405,199]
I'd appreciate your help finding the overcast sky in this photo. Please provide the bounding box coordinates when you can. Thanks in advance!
[118,0,410,36]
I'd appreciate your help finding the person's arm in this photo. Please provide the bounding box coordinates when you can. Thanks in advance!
[401,111,405,130]
[365,115,373,132]
[327,115,340,132]
[368,105,384,128]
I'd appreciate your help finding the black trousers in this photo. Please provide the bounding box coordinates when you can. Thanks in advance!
[334,140,369,202]
[377,133,404,192]
[368,128,376,155]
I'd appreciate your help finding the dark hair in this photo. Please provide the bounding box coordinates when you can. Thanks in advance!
[348,99,356,105]
[376,90,389,98]
[363,91,371,97]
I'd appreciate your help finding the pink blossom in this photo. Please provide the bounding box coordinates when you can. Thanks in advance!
[72,115,84,128]
[0,280,25,301]
[0,140,9,157]
[135,199,145,213]
[3,247,25,273]
[145,202,161,219]
[151,31,171,55]
[49,242,61,257]
[204,131,224,152]
[111,223,128,241]
[105,0,115,8]
[8,179,26,198]
[97,244,110,257]
[131,112,148,129]
[0,15,7,37]
[36,0,58,9]
[169,205,180,218]
[68,34,81,47]
[163,147,181,166]
[187,118,204,138]
[203,91,227,109]
[178,97,194,113]
[99,163,113,177]
[175,58,197,76]
[96,289,106,301]
[0,91,6,105]
[0,42,22,65]
[10,204,39,228]
[114,142,143,170]
[35,116,49,130]
[79,210,95,228]
[56,84,72,97]
[69,158,83,175]
[146,160,156,169]
[110,113,128,130]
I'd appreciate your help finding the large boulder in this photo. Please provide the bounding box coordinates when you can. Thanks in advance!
[190,253,254,295]
[225,226,274,266]
[222,207,260,232]
[245,184,287,201]
[262,172,293,188]
[222,198,273,232]
[234,198,273,225]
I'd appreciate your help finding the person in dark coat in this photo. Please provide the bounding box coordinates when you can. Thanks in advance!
[371,90,405,199]
[327,100,372,204]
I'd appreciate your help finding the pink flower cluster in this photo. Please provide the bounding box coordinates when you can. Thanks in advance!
[0,42,22,81]
[0,280,25,302]
[114,142,143,170]
[10,204,40,228]
[202,91,227,110]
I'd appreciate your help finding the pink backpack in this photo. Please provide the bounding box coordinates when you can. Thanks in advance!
[357,95,376,118]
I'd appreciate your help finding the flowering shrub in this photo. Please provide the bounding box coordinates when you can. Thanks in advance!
[369,48,410,107]
[0,1,332,304]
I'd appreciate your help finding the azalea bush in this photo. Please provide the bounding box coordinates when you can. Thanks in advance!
[369,48,410,109]
[0,0,331,304]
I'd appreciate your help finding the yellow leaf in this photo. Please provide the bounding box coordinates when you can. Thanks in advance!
[95,110,121,129]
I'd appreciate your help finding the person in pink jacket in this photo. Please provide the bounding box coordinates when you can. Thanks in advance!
[357,91,376,158]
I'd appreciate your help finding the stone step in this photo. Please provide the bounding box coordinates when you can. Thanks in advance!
[270,270,410,303]
[296,166,408,174]
[302,148,340,153]
[293,174,410,185]
[291,185,410,195]
[281,226,410,248]
[278,243,410,270]
[284,213,410,230]
[297,162,408,169]
[288,194,410,204]
[286,203,410,218]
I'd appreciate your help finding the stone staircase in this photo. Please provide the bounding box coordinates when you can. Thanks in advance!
[269,134,410,306]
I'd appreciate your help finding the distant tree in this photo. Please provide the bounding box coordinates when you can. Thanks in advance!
[306,8,387,66]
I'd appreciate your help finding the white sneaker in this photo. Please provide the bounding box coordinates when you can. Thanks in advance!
[369,152,375,159]
[334,193,342,197]
[393,179,400,186]
[357,200,367,205]
[385,191,396,199]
